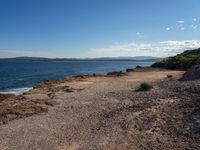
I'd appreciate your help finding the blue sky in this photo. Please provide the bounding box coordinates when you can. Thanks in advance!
[0,0,200,58]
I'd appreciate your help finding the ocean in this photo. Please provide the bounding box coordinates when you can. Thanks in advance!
[0,60,154,95]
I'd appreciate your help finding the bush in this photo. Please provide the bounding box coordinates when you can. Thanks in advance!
[167,75,173,78]
[151,48,200,70]
[136,83,153,91]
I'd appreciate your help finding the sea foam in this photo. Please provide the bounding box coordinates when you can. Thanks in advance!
[0,87,32,95]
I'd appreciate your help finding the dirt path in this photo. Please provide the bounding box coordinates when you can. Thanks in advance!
[1,69,199,150]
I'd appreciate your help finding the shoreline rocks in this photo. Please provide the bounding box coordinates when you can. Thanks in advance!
[181,64,200,80]
[107,71,126,76]
[0,94,15,102]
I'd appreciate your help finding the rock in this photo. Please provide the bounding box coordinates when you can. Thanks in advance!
[182,64,200,80]
[74,75,85,78]
[107,71,126,76]
[92,73,103,77]
[136,65,142,68]
[126,66,142,72]
[0,94,15,102]
[23,93,49,100]
[126,68,135,72]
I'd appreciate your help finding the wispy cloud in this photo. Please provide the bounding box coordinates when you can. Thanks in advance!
[180,27,185,30]
[191,25,198,29]
[193,18,197,22]
[0,49,34,54]
[136,32,145,38]
[166,27,172,31]
[85,40,200,58]
[160,40,200,49]
[2,40,200,58]
[136,32,141,35]
[177,20,185,24]
[0,50,35,58]
[0,49,55,58]
[165,18,200,31]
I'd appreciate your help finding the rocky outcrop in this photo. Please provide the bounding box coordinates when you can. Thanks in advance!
[0,94,15,102]
[107,71,126,76]
[182,64,200,80]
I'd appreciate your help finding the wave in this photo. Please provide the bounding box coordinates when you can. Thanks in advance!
[0,87,32,95]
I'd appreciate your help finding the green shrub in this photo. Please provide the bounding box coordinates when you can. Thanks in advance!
[151,48,200,70]
[167,75,173,78]
[136,82,153,91]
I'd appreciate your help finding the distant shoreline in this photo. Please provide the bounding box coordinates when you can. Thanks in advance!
[0,56,161,62]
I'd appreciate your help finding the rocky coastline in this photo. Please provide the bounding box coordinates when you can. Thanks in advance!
[0,67,199,149]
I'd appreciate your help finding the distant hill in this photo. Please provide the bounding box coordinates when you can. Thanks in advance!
[108,56,160,60]
[0,56,160,62]
[151,48,200,70]
[0,57,50,61]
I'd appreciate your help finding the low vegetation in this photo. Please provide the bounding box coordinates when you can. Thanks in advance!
[151,48,200,70]
[167,74,173,78]
[136,82,153,91]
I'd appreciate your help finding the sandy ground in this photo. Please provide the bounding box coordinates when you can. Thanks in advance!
[0,69,200,150]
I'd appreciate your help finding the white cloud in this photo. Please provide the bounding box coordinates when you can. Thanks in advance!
[191,25,198,29]
[158,40,200,56]
[193,18,197,22]
[160,40,200,49]
[166,27,171,31]
[136,32,145,38]
[85,40,200,58]
[166,18,200,31]
[2,40,200,58]
[180,27,185,30]
[177,20,185,24]
[136,32,141,35]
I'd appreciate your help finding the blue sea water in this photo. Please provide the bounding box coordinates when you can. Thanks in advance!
[0,60,154,94]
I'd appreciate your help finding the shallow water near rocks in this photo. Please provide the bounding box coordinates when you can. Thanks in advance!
[0,60,153,94]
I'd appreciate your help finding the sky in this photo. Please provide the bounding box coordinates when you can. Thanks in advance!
[0,0,200,58]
